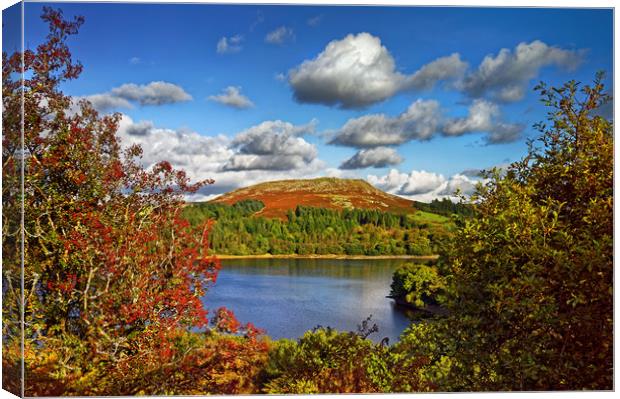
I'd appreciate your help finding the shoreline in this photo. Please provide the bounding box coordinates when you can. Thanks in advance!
[213,254,439,260]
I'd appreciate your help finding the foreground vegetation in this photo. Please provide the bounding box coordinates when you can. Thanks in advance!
[395,72,612,390]
[2,8,612,395]
[183,200,452,256]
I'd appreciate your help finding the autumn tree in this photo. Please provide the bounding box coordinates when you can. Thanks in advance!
[396,74,613,391]
[2,8,268,395]
[389,263,446,308]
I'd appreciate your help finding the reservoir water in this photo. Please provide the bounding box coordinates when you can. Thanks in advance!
[202,258,412,343]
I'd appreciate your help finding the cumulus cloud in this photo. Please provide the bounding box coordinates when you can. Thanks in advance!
[329,99,441,148]
[329,98,523,148]
[288,33,465,109]
[217,35,243,54]
[116,115,234,183]
[124,120,154,136]
[399,170,447,195]
[366,168,409,192]
[208,86,254,109]
[438,174,478,196]
[110,81,192,106]
[442,99,524,143]
[116,115,326,201]
[339,147,403,169]
[460,40,585,102]
[406,53,468,90]
[288,33,404,108]
[129,57,141,65]
[265,26,295,44]
[223,120,318,171]
[485,122,525,144]
[368,168,482,202]
[442,99,498,136]
[223,153,314,171]
[80,81,191,112]
[82,93,133,111]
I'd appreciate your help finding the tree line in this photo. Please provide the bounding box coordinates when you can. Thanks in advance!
[413,198,474,217]
[183,201,452,256]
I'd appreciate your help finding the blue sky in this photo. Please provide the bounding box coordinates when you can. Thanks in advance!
[14,2,614,201]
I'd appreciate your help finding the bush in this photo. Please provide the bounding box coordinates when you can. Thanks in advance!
[262,326,431,393]
[390,263,446,308]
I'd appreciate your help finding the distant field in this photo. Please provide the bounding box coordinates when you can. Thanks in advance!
[409,210,451,225]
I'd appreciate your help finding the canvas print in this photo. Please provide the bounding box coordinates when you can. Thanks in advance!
[1,1,614,395]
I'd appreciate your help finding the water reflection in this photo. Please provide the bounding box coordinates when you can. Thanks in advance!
[202,258,413,343]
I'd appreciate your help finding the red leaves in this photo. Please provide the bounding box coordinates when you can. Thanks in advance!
[212,307,241,334]
[46,273,78,294]
[2,8,252,396]
[107,160,125,181]
[41,7,84,40]
[156,160,173,173]
[244,322,266,340]
[73,172,87,185]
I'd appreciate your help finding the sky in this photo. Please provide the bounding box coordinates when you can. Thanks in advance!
[8,2,614,201]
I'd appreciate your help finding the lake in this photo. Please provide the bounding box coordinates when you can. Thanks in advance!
[202,258,413,343]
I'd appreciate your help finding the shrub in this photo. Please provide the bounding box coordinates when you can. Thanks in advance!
[390,263,446,308]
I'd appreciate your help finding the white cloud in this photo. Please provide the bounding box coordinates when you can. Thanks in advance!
[224,120,317,171]
[460,40,585,102]
[208,86,254,109]
[223,153,314,171]
[288,33,404,108]
[115,115,326,201]
[124,120,154,136]
[217,35,244,54]
[438,174,479,196]
[81,81,192,112]
[366,168,410,192]
[406,53,468,90]
[129,57,141,65]
[80,81,192,112]
[117,115,233,183]
[329,99,441,147]
[288,33,466,108]
[368,168,482,202]
[339,147,403,169]
[82,93,134,111]
[442,99,498,135]
[485,122,525,144]
[329,98,523,148]
[442,99,524,143]
[400,170,447,195]
[110,81,192,106]
[265,26,295,44]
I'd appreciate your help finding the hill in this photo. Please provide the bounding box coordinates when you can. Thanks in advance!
[210,177,415,218]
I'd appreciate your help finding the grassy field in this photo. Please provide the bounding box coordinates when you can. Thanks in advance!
[409,210,452,225]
